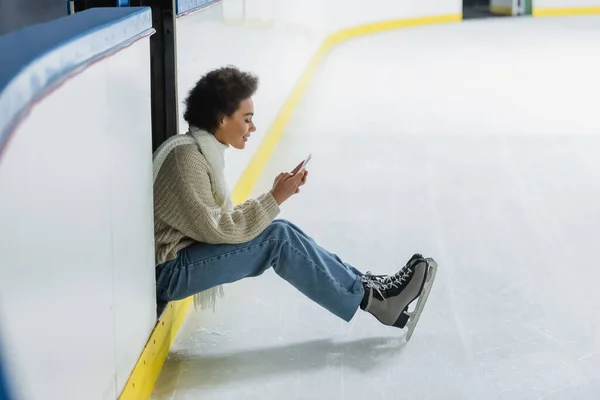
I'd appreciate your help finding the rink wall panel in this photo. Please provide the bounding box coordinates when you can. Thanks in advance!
[0,8,156,400]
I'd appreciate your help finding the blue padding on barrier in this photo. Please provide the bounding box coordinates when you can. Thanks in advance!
[0,333,11,400]
[177,0,218,16]
[0,7,153,156]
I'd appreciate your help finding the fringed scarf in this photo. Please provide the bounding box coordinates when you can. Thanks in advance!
[152,126,232,312]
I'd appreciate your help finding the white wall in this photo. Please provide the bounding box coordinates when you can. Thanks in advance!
[176,0,462,186]
[0,36,155,400]
[313,0,462,33]
[240,0,462,35]
[534,0,600,8]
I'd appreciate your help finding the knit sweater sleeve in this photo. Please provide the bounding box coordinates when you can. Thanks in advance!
[154,145,280,244]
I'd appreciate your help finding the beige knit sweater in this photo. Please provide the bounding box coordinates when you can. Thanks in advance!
[153,144,280,266]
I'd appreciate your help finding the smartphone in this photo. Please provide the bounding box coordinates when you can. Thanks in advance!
[297,153,312,174]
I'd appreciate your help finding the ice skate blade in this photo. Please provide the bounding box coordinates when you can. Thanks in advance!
[405,258,437,342]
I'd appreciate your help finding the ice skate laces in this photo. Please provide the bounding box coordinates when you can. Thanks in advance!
[362,264,414,298]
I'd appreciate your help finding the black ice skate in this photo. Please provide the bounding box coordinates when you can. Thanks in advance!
[361,253,438,341]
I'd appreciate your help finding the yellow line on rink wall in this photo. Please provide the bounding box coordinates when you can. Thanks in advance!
[118,12,462,400]
[533,7,600,17]
[327,14,462,46]
[119,299,191,399]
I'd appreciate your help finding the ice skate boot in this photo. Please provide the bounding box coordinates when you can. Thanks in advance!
[361,253,438,341]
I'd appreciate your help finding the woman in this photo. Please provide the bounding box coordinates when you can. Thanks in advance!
[153,66,437,340]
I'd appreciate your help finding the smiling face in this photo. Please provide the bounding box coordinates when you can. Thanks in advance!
[214,98,256,150]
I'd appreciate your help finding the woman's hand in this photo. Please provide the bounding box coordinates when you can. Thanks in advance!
[270,161,309,205]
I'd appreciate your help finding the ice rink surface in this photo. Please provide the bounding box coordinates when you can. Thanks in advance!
[153,15,600,400]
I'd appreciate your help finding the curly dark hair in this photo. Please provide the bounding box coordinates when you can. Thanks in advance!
[183,66,259,134]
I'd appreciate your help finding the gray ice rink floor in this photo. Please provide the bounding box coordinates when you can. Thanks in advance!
[153,16,600,400]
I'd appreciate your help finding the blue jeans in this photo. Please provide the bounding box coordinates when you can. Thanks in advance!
[155,219,365,322]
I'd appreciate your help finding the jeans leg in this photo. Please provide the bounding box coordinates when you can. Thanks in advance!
[155,219,365,322]
[277,219,364,277]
